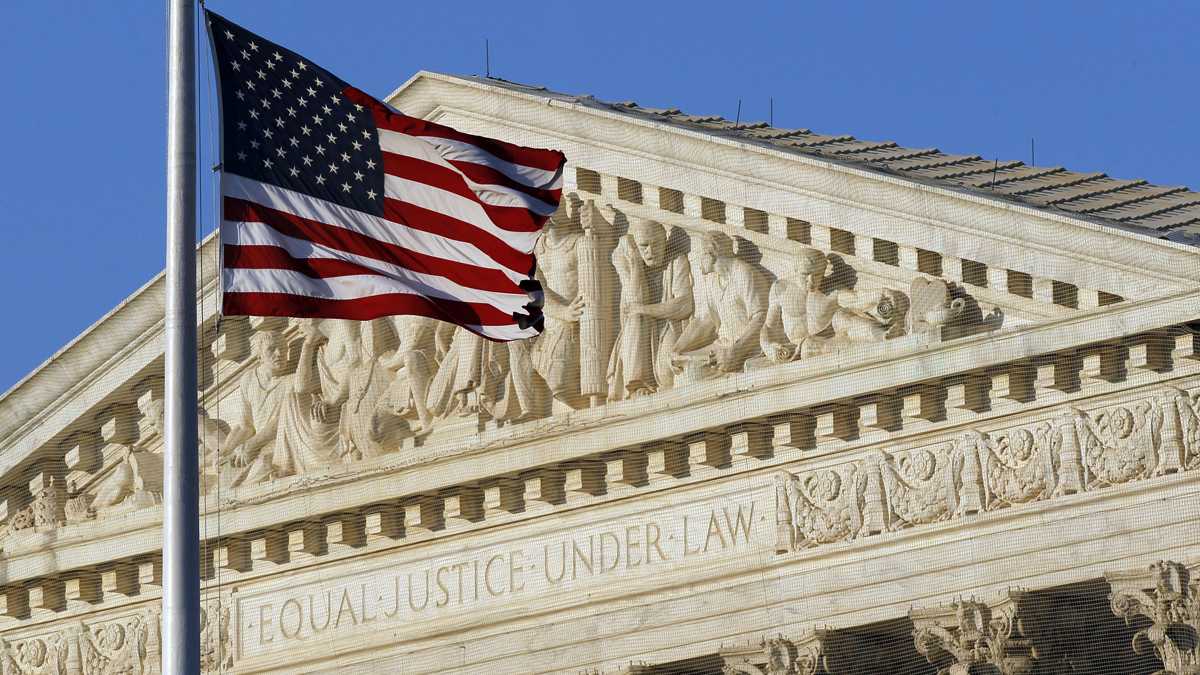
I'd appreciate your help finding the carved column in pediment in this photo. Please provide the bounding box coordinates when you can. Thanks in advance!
[910,591,1049,675]
[576,200,619,408]
[1107,560,1200,675]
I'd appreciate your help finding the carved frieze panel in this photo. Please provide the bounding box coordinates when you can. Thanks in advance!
[78,610,158,675]
[0,628,73,675]
[775,387,1200,555]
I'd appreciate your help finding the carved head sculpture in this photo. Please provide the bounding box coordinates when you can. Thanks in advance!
[98,623,126,650]
[547,196,582,234]
[630,217,668,268]
[793,247,828,281]
[809,470,842,502]
[906,449,938,481]
[1110,407,1135,438]
[1007,429,1035,461]
[700,231,735,274]
[18,639,47,667]
[250,330,287,376]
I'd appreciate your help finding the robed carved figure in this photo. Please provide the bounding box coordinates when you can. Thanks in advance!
[608,215,695,399]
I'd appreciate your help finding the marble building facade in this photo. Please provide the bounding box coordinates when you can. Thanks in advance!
[0,72,1198,673]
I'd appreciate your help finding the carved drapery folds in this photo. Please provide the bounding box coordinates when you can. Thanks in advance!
[1107,560,1200,675]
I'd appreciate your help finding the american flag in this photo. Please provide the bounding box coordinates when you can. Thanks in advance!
[205,11,564,340]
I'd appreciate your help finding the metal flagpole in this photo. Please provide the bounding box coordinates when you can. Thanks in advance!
[163,0,200,671]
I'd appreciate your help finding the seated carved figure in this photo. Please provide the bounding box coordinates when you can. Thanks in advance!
[221,323,337,485]
[669,231,767,380]
[608,216,695,399]
[757,248,908,365]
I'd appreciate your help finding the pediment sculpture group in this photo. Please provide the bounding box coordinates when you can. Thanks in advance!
[53,193,974,517]
[208,195,969,488]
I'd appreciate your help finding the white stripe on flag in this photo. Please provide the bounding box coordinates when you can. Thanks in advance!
[222,220,533,313]
[379,130,559,215]
[222,173,532,279]
[382,174,541,249]
[415,134,564,189]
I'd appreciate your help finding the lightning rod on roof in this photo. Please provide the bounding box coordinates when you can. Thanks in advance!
[485,39,490,78]
[735,99,741,126]
[1031,137,1036,166]
[769,97,774,126]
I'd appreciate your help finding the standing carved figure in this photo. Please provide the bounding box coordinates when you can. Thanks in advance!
[670,231,767,378]
[608,215,694,399]
[378,315,437,435]
[506,197,609,415]
[425,326,505,419]
[318,320,412,460]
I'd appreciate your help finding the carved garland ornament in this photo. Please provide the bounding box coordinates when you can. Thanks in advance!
[775,389,1200,553]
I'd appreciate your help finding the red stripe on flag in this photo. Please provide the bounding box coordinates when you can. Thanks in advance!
[380,198,535,274]
[445,158,562,207]
[223,292,523,330]
[223,197,522,294]
[224,244,371,278]
[383,152,547,233]
[341,86,566,173]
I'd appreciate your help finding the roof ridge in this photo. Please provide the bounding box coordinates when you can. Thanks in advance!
[442,73,1199,245]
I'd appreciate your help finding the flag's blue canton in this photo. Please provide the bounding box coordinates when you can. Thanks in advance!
[207,12,384,217]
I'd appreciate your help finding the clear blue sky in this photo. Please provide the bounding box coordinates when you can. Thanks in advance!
[1,0,1197,392]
